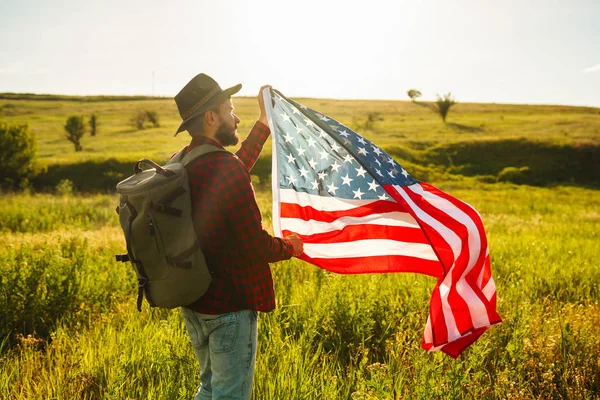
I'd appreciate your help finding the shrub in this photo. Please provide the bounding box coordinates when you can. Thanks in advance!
[435,92,457,123]
[89,114,98,136]
[497,166,530,184]
[130,111,147,130]
[0,121,37,188]
[55,179,75,196]
[407,89,422,102]
[354,112,384,132]
[64,116,85,151]
[145,110,160,127]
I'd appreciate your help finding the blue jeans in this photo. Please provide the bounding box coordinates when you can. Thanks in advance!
[180,308,258,400]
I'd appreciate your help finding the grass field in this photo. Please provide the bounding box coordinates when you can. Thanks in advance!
[1,94,599,399]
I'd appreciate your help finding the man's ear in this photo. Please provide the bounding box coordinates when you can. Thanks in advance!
[205,109,218,127]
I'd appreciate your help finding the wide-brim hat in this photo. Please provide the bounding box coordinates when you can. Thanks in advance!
[174,73,242,136]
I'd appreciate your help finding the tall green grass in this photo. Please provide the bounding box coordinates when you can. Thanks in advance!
[1,183,599,399]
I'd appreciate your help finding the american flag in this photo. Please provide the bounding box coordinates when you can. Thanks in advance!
[263,88,501,358]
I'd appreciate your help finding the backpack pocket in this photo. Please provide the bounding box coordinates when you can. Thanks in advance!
[148,213,166,256]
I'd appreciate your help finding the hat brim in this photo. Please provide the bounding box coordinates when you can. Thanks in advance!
[174,83,242,136]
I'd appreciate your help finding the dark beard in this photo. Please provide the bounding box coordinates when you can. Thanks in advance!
[215,121,239,146]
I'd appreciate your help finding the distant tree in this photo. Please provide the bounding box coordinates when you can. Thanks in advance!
[64,116,85,151]
[130,111,147,130]
[407,89,422,102]
[145,110,160,127]
[0,121,37,188]
[435,92,457,123]
[364,112,383,131]
[89,114,98,136]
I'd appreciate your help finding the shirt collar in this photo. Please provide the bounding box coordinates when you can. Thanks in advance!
[189,135,224,150]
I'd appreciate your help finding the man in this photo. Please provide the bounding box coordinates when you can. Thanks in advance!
[173,73,303,400]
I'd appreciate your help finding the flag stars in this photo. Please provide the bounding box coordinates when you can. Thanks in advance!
[308,158,318,169]
[304,118,316,127]
[295,126,303,134]
[280,113,291,123]
[298,167,310,178]
[339,130,350,138]
[378,193,389,201]
[319,149,329,160]
[401,169,409,178]
[388,170,395,178]
[331,161,341,172]
[296,147,307,156]
[307,137,317,147]
[355,166,367,178]
[343,154,354,164]
[319,114,331,122]
[310,180,319,190]
[376,169,384,177]
[283,133,294,143]
[331,142,341,152]
[318,129,328,139]
[367,180,378,191]
[387,157,395,165]
[326,182,339,195]
[341,174,353,186]
[372,146,382,156]
[317,171,327,181]
[286,153,296,163]
[287,175,297,185]
[292,108,301,115]
[357,137,367,145]
[352,188,365,199]
[358,147,368,156]
[375,158,382,166]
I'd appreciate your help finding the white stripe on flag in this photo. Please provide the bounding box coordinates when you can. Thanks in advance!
[280,189,398,211]
[280,212,419,235]
[303,239,439,260]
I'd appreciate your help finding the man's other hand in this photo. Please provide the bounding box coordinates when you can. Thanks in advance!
[284,233,303,257]
[258,85,271,125]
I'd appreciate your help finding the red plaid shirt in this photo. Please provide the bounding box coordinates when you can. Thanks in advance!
[182,121,293,314]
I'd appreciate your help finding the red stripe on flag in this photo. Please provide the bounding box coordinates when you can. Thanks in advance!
[280,200,409,222]
[281,224,432,247]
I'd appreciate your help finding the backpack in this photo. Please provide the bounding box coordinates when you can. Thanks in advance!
[115,144,224,311]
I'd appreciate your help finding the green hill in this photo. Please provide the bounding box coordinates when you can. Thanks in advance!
[1,94,598,191]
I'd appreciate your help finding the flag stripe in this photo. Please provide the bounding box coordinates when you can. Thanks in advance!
[401,184,479,339]
[298,253,444,276]
[301,239,439,260]
[280,212,419,236]
[390,184,461,344]
[280,201,417,225]
[280,189,393,211]
[408,184,492,330]
[282,224,432,247]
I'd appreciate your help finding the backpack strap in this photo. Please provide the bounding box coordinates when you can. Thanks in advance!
[181,144,226,167]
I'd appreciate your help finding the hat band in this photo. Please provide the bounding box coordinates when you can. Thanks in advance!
[181,87,221,120]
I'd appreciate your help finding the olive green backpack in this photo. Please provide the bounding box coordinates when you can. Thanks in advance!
[115,144,224,311]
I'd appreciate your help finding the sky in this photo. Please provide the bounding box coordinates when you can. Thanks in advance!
[1,0,599,107]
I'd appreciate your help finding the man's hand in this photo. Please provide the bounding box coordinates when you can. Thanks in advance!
[258,85,271,126]
[284,233,304,257]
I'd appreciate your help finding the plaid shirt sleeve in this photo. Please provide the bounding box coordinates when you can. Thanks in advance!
[235,121,270,171]
[222,155,293,263]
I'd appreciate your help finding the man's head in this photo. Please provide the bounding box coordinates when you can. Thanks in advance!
[174,73,241,141]
[185,97,241,146]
